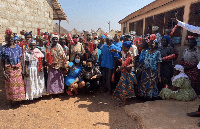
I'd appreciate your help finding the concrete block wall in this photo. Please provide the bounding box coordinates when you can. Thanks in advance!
[0,0,53,42]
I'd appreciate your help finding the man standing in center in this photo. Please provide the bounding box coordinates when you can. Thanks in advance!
[101,36,119,93]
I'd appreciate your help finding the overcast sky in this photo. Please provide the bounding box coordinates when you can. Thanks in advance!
[53,0,155,32]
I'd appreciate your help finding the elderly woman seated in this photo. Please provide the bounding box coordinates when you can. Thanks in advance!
[159,65,197,101]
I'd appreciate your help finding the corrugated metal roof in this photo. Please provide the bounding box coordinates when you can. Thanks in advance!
[52,0,68,22]
[119,0,175,24]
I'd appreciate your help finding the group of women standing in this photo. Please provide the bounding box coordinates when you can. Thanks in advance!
[0,28,199,107]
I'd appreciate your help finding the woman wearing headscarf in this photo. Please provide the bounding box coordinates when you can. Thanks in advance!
[113,41,137,104]
[182,37,200,94]
[24,40,46,100]
[46,34,67,94]
[0,29,26,104]
[159,65,197,101]
[139,40,162,100]
[158,36,175,92]
[64,53,85,95]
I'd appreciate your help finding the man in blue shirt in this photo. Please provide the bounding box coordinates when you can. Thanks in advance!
[113,35,123,52]
[101,36,119,93]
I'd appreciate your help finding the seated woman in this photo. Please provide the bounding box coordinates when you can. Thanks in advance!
[113,41,137,104]
[64,53,85,95]
[159,65,197,101]
[79,58,101,92]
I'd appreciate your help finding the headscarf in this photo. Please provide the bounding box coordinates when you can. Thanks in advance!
[123,41,133,48]
[150,34,156,41]
[14,36,18,40]
[152,26,159,31]
[29,40,36,44]
[174,65,184,73]
[162,35,170,43]
[5,28,14,38]
[51,34,59,42]
[100,35,106,39]
[172,64,188,83]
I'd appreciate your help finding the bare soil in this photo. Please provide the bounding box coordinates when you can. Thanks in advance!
[0,79,140,129]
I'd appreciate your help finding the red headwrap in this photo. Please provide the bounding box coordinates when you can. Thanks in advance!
[150,34,156,41]
[67,34,75,45]
[5,28,12,35]
[88,41,94,53]
[37,28,41,35]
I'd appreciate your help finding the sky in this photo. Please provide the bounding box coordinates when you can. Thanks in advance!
[53,0,155,33]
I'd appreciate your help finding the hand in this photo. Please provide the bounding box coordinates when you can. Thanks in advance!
[109,49,117,53]
[91,75,97,80]
[171,18,178,24]
[159,76,162,83]
[3,73,9,80]
[116,67,120,72]
[25,71,29,77]
[40,68,43,72]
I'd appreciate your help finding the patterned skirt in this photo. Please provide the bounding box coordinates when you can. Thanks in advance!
[140,68,159,98]
[47,68,64,94]
[5,63,26,101]
[113,71,137,100]
[182,61,198,84]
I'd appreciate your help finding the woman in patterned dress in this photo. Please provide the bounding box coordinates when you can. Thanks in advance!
[159,65,197,101]
[182,37,200,94]
[0,29,26,105]
[113,41,137,104]
[46,35,67,94]
[139,40,162,100]
[24,40,46,100]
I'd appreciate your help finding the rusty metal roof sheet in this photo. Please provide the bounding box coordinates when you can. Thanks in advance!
[119,0,175,24]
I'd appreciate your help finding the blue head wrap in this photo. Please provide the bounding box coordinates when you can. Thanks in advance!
[120,35,124,40]
[123,41,133,48]
[162,35,170,43]
[100,35,106,39]
[14,36,18,40]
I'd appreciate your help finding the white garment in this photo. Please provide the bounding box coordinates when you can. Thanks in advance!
[197,62,200,69]
[156,33,162,47]
[24,51,46,100]
[177,20,200,34]
[174,65,184,73]
[171,73,189,85]
[129,44,138,57]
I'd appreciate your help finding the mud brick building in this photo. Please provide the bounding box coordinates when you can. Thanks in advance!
[0,0,68,42]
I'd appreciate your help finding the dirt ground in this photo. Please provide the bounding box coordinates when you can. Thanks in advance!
[0,78,141,129]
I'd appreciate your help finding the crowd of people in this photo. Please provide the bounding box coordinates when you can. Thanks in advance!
[1,19,200,118]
